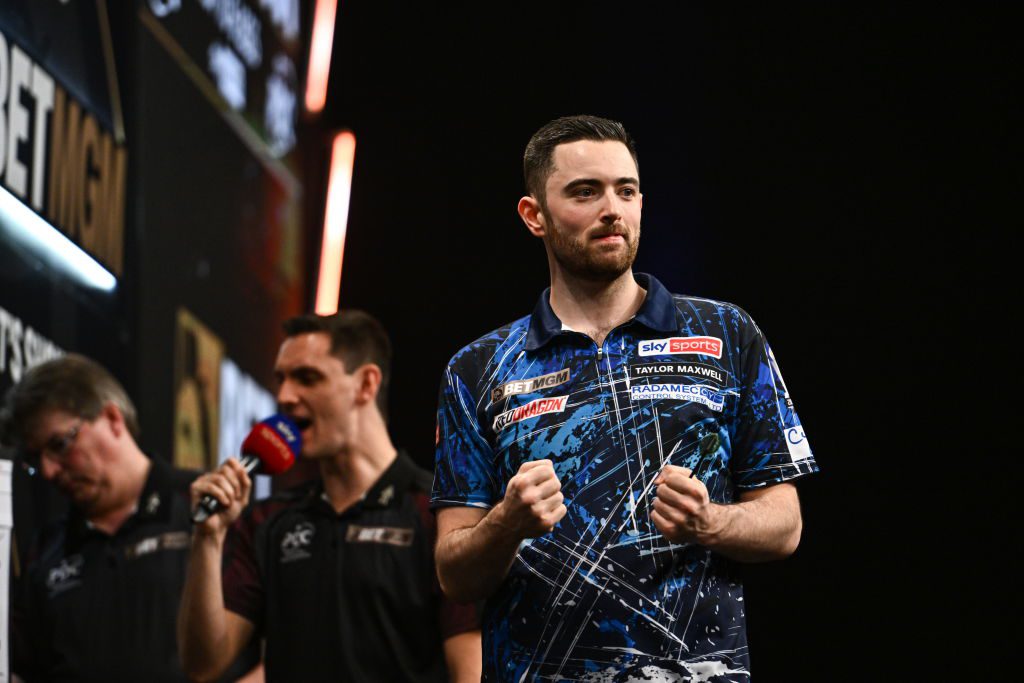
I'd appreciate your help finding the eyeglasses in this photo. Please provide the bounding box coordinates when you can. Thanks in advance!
[21,422,82,475]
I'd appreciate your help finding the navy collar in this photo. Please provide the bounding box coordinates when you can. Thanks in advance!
[524,273,680,351]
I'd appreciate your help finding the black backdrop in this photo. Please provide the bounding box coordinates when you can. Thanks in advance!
[311,4,1014,679]
[1,3,1013,679]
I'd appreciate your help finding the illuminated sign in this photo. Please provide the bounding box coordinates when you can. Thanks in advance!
[0,29,127,277]
[0,304,63,386]
[143,0,301,158]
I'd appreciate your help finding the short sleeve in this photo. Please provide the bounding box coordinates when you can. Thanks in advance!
[730,319,819,489]
[431,363,500,509]
[222,510,265,627]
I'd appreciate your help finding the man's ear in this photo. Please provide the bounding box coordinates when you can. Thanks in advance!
[102,402,125,437]
[517,196,546,238]
[355,364,383,408]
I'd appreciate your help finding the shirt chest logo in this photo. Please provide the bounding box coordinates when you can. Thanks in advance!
[345,525,415,547]
[493,395,568,432]
[46,554,84,597]
[491,368,570,403]
[638,336,723,358]
[124,531,190,560]
[630,384,726,411]
[280,521,315,563]
[630,362,728,386]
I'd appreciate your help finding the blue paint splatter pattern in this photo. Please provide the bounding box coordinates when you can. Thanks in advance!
[432,275,818,682]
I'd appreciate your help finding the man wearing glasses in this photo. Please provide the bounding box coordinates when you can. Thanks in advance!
[1,354,255,681]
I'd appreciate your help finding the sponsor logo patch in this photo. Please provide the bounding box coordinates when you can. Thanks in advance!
[280,521,316,563]
[629,384,725,411]
[124,531,190,560]
[493,395,568,432]
[46,555,84,597]
[345,525,415,547]
[491,368,571,403]
[785,425,812,462]
[629,362,727,386]
[638,336,723,358]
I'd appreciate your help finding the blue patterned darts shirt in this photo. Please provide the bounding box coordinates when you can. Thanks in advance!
[432,273,818,682]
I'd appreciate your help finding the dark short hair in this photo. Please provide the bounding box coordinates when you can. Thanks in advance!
[0,354,140,446]
[523,115,639,205]
[282,310,393,418]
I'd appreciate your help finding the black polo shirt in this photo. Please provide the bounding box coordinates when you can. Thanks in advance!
[12,457,255,682]
[223,451,478,683]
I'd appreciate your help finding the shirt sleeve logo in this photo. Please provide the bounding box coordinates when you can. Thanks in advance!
[280,521,316,563]
[638,336,723,358]
[493,395,569,432]
[491,368,571,403]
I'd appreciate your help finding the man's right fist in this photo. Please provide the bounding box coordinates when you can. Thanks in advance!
[189,458,252,537]
[495,459,566,538]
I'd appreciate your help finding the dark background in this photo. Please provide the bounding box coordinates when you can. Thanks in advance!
[2,2,1014,679]
[311,3,1014,679]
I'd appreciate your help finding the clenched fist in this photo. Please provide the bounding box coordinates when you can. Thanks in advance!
[189,458,252,538]
[651,465,723,545]
[493,459,567,538]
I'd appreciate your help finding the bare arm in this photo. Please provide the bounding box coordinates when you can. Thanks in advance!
[443,630,482,683]
[436,459,566,603]
[651,466,802,562]
[177,459,257,681]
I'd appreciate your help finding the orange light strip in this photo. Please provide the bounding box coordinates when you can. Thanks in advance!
[305,0,338,113]
[315,130,356,314]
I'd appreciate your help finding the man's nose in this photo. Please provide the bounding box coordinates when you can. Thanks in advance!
[39,454,62,481]
[598,188,623,223]
[276,379,298,407]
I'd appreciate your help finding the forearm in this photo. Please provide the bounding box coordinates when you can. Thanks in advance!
[698,486,802,562]
[437,505,523,603]
[443,630,482,683]
[177,532,235,680]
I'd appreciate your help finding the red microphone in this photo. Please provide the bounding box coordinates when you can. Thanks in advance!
[191,414,301,523]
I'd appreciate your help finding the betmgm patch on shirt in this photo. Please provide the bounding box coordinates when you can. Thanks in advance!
[629,383,725,411]
[491,368,570,403]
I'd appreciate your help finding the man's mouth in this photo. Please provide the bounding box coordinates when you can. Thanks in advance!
[591,232,626,243]
[292,416,313,433]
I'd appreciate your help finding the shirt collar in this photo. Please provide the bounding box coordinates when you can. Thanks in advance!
[67,455,175,546]
[524,272,680,351]
[309,450,418,514]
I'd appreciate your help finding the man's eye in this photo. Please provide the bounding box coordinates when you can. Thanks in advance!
[575,188,595,198]
[621,187,637,198]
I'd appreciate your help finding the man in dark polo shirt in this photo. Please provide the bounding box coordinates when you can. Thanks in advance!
[178,310,480,683]
[1,354,256,682]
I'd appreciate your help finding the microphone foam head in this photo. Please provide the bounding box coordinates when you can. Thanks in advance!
[241,414,302,475]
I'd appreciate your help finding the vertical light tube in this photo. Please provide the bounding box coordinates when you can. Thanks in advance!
[305,0,338,114]
[315,130,355,315]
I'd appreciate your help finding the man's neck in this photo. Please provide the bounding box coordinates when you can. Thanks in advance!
[85,448,151,535]
[318,416,398,514]
[549,270,646,346]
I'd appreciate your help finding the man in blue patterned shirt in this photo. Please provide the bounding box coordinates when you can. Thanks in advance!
[433,115,818,681]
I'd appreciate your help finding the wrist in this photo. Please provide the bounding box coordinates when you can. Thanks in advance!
[694,502,730,547]
[191,525,227,548]
[484,499,526,545]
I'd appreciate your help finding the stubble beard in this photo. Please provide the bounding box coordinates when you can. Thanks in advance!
[544,210,640,283]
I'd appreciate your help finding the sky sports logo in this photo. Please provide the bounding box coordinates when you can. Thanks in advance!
[493,395,568,432]
[638,336,723,358]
